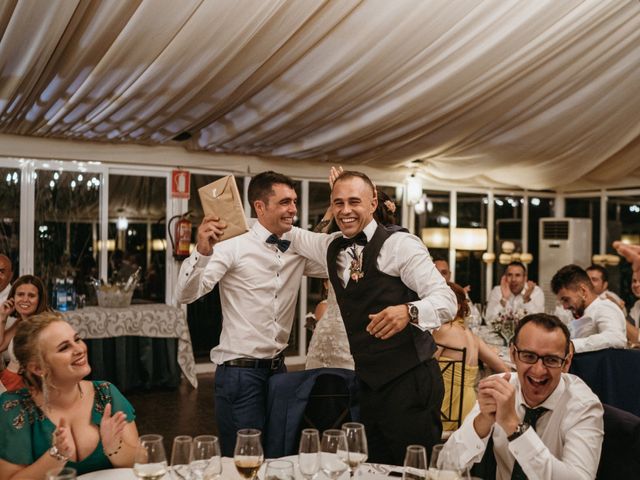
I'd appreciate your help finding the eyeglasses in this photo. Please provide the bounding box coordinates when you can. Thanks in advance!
[513,346,567,368]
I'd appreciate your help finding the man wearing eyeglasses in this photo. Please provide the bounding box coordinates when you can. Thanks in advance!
[441,313,604,479]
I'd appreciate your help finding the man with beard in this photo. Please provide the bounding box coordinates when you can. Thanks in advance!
[551,264,626,353]
[440,313,604,479]
[485,262,545,323]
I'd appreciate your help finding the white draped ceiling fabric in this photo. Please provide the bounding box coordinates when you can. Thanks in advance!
[1,0,639,191]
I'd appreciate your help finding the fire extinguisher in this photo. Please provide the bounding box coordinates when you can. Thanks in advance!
[168,211,193,260]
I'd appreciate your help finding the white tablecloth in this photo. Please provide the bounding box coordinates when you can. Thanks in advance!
[62,304,197,388]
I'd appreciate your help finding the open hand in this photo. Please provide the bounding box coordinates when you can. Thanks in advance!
[523,280,536,302]
[100,403,127,455]
[367,305,410,339]
[329,166,344,189]
[500,275,511,302]
[0,298,15,321]
[54,417,77,461]
[196,215,227,255]
[613,241,640,273]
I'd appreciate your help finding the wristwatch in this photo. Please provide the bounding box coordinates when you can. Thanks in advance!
[406,303,419,324]
[49,445,69,462]
[507,422,529,442]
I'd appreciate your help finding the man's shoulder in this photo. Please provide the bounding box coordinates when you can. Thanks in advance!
[561,373,602,406]
[592,297,625,319]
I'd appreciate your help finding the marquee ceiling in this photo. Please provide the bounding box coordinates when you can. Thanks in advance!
[1,0,639,191]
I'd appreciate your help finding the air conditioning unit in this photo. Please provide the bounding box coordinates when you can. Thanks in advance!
[539,218,592,312]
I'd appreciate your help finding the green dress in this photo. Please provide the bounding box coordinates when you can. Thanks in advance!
[0,381,136,475]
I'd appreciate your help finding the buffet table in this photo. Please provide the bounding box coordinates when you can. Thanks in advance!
[61,304,197,389]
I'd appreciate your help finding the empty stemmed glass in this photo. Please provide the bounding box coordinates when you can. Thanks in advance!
[191,435,222,480]
[234,429,264,480]
[320,429,349,480]
[403,445,427,480]
[298,428,320,479]
[170,435,193,480]
[342,422,368,477]
[429,443,470,479]
[133,434,168,480]
[264,459,295,480]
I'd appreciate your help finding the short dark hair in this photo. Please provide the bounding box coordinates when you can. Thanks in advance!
[586,264,608,283]
[332,171,376,197]
[433,256,449,265]
[248,171,296,215]
[513,313,571,355]
[507,261,527,274]
[551,264,593,294]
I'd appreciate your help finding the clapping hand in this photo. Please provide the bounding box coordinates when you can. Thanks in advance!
[100,403,126,456]
[329,166,344,189]
[477,372,519,435]
[0,298,14,321]
[196,215,227,255]
[523,280,536,303]
[54,417,77,461]
[499,275,511,302]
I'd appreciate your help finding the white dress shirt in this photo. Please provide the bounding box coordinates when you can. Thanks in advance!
[570,297,627,353]
[442,373,604,480]
[174,221,325,364]
[485,285,545,323]
[630,299,640,328]
[288,220,457,331]
[0,284,10,304]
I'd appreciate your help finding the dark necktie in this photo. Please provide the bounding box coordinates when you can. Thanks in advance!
[336,231,368,250]
[266,234,291,253]
[511,407,548,480]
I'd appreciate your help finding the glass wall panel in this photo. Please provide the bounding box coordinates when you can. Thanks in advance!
[415,190,450,262]
[107,174,166,303]
[527,196,554,283]
[34,169,101,307]
[565,198,600,254]
[0,167,20,276]
[607,195,640,306]
[493,194,523,285]
[456,193,487,304]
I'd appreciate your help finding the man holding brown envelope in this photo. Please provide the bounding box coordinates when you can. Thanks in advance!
[174,171,325,456]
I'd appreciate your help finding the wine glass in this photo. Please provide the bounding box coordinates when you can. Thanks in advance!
[190,435,222,480]
[320,429,349,480]
[342,422,368,477]
[298,428,320,479]
[234,429,264,480]
[134,434,168,480]
[170,435,192,480]
[45,467,77,480]
[264,459,295,480]
[403,445,427,480]
[429,443,469,479]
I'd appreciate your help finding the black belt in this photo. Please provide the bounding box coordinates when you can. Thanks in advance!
[223,355,284,371]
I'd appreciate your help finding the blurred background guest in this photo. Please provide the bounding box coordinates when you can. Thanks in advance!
[0,255,13,304]
[434,282,508,431]
[0,312,139,478]
[0,275,50,391]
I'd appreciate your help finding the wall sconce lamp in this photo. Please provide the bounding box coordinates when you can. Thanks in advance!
[592,254,620,266]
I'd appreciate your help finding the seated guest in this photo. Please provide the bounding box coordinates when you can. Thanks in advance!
[485,262,545,323]
[434,283,508,431]
[586,264,625,311]
[0,275,50,391]
[0,312,138,478]
[441,313,604,479]
[551,265,627,353]
[626,270,640,344]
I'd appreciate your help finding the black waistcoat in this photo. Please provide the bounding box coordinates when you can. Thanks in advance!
[327,225,436,390]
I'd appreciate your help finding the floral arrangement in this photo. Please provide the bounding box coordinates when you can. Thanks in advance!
[491,308,527,345]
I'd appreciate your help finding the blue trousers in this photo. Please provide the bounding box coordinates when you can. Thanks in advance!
[214,363,285,456]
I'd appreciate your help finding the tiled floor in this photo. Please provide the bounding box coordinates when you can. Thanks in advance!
[126,373,217,450]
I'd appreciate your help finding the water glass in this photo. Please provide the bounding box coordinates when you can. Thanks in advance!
[403,445,427,480]
[429,443,469,479]
[298,428,320,479]
[234,429,264,480]
[342,422,368,477]
[320,429,349,480]
[45,467,77,480]
[191,435,222,480]
[264,459,295,480]
[170,435,193,480]
[133,434,168,480]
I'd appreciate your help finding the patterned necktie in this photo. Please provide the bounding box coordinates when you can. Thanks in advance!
[336,231,368,250]
[511,406,548,480]
[266,234,291,253]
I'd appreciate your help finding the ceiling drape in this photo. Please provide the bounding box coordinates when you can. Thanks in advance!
[0,0,639,191]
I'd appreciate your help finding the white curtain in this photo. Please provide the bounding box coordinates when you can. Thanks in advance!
[0,0,639,190]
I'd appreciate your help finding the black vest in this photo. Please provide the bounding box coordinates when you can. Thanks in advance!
[327,225,436,390]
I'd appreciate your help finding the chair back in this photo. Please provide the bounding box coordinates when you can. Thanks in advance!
[436,343,467,430]
[597,404,640,479]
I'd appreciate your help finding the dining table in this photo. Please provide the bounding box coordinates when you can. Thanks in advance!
[76,456,403,479]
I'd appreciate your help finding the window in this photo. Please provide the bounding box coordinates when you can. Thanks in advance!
[0,168,20,274]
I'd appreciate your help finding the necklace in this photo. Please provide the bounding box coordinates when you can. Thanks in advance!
[347,244,364,283]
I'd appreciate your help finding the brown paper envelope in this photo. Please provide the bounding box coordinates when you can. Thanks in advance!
[198,175,249,241]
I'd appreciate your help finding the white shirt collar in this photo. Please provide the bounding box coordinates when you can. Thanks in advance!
[362,219,378,240]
